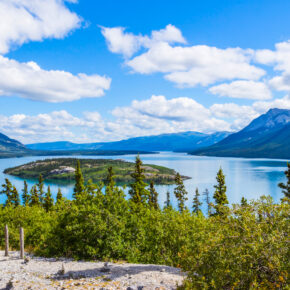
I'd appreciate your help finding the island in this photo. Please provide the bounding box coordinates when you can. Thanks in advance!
[4,158,190,185]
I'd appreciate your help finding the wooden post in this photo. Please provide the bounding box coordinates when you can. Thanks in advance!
[5,225,9,257]
[20,227,24,259]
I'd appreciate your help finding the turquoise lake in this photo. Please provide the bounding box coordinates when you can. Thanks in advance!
[0,152,287,209]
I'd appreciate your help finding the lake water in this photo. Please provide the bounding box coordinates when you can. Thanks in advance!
[0,152,287,209]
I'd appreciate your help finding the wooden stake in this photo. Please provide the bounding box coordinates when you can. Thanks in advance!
[5,225,9,257]
[20,227,24,259]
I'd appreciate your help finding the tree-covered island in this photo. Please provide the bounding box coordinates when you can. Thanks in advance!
[4,158,190,185]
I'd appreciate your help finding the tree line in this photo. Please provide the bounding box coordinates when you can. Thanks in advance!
[0,157,289,289]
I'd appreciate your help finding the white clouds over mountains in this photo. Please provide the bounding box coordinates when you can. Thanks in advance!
[2,95,289,144]
[0,0,111,102]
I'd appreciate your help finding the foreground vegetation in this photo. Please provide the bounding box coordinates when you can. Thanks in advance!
[0,157,289,289]
[4,158,183,184]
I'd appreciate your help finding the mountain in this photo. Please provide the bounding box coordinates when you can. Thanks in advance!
[27,131,231,152]
[0,133,27,152]
[191,108,290,159]
[0,133,28,157]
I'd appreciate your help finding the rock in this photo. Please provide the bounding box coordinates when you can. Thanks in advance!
[58,263,66,275]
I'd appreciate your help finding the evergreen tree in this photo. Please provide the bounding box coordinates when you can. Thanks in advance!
[203,188,212,216]
[241,197,248,207]
[22,181,30,206]
[128,155,150,204]
[192,188,202,214]
[213,167,229,216]
[30,185,41,206]
[0,178,13,207]
[149,181,159,209]
[56,188,63,204]
[174,173,188,212]
[43,186,54,212]
[37,174,45,203]
[73,160,85,199]
[278,162,290,199]
[106,166,115,189]
[164,191,172,209]
[11,186,20,207]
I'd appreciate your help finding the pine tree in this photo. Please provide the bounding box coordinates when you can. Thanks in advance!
[278,162,290,199]
[37,174,45,203]
[149,181,159,209]
[11,186,20,207]
[128,155,150,204]
[30,185,41,206]
[56,188,63,204]
[192,188,202,214]
[73,160,85,199]
[213,167,228,216]
[43,186,54,212]
[0,178,13,207]
[203,188,212,216]
[174,173,188,212]
[22,181,30,206]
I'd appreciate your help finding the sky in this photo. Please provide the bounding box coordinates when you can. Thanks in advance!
[0,0,290,144]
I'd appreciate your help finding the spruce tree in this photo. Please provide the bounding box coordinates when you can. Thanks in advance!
[203,188,211,216]
[43,186,54,212]
[174,173,188,212]
[22,181,30,206]
[192,188,202,214]
[37,174,45,203]
[164,191,171,209]
[73,160,85,199]
[106,166,115,189]
[149,181,159,209]
[128,155,150,204]
[213,167,228,216]
[11,186,20,207]
[0,178,13,207]
[30,185,41,206]
[56,188,63,204]
[278,162,290,199]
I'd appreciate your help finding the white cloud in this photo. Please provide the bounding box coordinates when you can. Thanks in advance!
[101,24,186,58]
[256,41,290,92]
[2,95,289,144]
[102,25,265,87]
[0,0,81,54]
[253,95,290,112]
[209,81,272,100]
[0,56,111,102]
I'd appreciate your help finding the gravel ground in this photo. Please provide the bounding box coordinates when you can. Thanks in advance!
[0,251,185,289]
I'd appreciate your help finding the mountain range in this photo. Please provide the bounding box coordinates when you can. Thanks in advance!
[1,108,289,159]
[192,108,290,159]
[27,131,230,152]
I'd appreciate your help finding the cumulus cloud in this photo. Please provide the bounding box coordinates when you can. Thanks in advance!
[100,24,186,58]
[0,0,112,103]
[209,81,272,100]
[0,56,111,102]
[0,0,81,54]
[2,95,289,143]
[102,25,265,87]
[256,41,290,92]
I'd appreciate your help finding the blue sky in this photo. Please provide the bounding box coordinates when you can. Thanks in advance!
[0,0,290,143]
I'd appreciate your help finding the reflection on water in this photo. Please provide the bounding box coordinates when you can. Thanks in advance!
[0,152,287,209]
